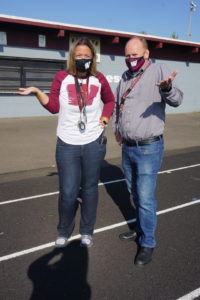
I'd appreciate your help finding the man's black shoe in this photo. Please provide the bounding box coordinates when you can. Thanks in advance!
[119,230,137,240]
[134,247,154,267]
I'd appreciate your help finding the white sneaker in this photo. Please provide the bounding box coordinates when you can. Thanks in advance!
[80,235,93,247]
[55,236,68,248]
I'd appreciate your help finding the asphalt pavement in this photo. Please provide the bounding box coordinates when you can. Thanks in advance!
[0,112,200,300]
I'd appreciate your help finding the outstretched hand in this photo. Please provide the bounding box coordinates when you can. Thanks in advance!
[14,87,49,106]
[156,71,178,91]
[14,87,38,95]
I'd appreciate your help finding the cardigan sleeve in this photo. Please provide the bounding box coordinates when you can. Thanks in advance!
[43,70,68,114]
[96,72,115,119]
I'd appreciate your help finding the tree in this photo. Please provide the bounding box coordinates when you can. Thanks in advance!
[138,31,147,35]
[171,32,179,39]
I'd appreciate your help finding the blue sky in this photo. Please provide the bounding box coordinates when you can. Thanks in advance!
[0,0,200,42]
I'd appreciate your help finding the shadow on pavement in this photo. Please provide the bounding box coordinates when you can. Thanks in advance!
[100,160,136,230]
[28,240,91,300]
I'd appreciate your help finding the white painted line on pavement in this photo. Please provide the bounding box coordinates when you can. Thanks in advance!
[176,287,200,300]
[158,164,200,174]
[0,164,200,206]
[157,199,200,215]
[0,191,59,205]
[0,198,200,263]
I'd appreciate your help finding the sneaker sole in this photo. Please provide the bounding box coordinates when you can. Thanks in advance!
[80,241,93,248]
[119,233,137,240]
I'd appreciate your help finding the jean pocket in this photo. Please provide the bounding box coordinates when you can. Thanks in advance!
[139,141,163,155]
[97,140,106,155]
[95,134,107,145]
[56,137,67,147]
[99,135,107,145]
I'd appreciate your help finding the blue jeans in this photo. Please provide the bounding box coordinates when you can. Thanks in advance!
[56,136,106,237]
[122,138,164,248]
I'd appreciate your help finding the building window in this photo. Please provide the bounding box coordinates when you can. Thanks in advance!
[38,34,46,47]
[0,32,7,45]
[0,58,65,94]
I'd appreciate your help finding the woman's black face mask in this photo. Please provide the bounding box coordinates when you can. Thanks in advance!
[75,59,92,73]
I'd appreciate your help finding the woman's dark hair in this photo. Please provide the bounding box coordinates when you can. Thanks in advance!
[67,37,97,76]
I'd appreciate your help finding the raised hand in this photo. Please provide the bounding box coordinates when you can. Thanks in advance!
[14,87,39,95]
[14,87,49,105]
[156,71,178,91]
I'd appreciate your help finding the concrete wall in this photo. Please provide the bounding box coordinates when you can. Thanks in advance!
[0,45,68,60]
[0,47,200,118]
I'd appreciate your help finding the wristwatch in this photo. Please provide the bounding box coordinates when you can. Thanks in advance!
[100,117,109,125]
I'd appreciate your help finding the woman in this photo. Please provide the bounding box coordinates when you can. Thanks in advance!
[16,37,115,247]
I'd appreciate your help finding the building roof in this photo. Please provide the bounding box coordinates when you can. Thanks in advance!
[0,14,200,48]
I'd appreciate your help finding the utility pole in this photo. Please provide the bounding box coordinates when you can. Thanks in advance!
[187,1,197,39]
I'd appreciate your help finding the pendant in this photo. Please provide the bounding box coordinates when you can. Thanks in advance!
[78,121,86,131]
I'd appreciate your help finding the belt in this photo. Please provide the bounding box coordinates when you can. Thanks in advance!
[123,135,163,146]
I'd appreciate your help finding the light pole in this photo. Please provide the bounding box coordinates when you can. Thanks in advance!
[187,1,197,39]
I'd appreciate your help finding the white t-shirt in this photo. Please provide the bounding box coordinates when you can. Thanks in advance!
[44,71,115,145]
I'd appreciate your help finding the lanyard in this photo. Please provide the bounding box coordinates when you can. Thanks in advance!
[121,60,151,105]
[74,76,89,125]
[116,60,151,125]
[120,72,143,106]
[74,76,89,111]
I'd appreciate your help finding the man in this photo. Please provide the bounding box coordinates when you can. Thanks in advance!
[113,36,183,267]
